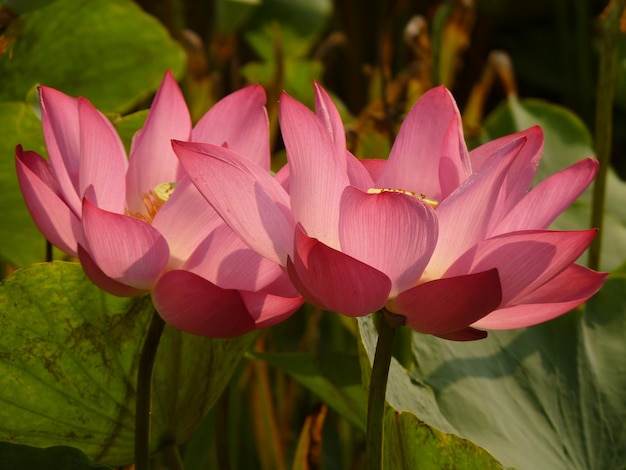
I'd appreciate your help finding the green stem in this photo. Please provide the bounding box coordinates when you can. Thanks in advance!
[135,310,166,470]
[588,0,625,270]
[366,310,402,470]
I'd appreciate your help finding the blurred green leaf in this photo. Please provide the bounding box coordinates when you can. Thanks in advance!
[482,96,626,271]
[407,267,626,469]
[357,317,503,469]
[111,109,149,154]
[0,0,59,14]
[0,262,255,466]
[0,0,185,113]
[242,0,332,60]
[251,351,367,430]
[214,0,261,34]
[241,58,324,107]
[0,442,111,470]
[0,101,48,267]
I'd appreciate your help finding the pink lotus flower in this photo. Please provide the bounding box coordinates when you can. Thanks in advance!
[173,83,607,341]
[15,71,302,337]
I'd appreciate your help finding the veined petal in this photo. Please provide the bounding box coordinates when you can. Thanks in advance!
[183,223,285,291]
[314,82,346,154]
[339,187,438,296]
[426,136,526,278]
[360,159,387,183]
[153,270,254,338]
[152,177,224,267]
[174,140,294,265]
[473,264,607,329]
[81,199,169,290]
[438,114,471,199]
[346,151,375,190]
[491,158,599,235]
[376,86,463,201]
[78,244,144,297]
[16,147,82,256]
[77,98,128,213]
[388,269,501,337]
[470,125,543,173]
[280,92,349,249]
[240,290,304,329]
[445,229,597,306]
[39,86,82,214]
[287,224,392,317]
[126,70,192,215]
[192,85,270,170]
[471,126,544,216]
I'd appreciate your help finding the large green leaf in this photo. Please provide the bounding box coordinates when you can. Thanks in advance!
[0,262,255,465]
[406,268,626,469]
[482,96,626,271]
[0,0,59,14]
[357,316,503,469]
[0,101,48,267]
[0,0,185,113]
[0,442,111,470]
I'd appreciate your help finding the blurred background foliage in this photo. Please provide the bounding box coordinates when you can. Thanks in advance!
[0,0,625,469]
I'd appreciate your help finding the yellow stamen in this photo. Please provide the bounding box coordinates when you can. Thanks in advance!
[367,188,439,208]
[126,182,178,224]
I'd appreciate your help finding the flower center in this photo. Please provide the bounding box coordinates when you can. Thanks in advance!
[367,188,438,208]
[126,182,177,224]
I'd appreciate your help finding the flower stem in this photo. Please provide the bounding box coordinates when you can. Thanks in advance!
[588,0,625,270]
[135,310,165,470]
[366,309,402,470]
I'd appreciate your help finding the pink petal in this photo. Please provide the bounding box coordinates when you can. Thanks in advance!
[425,136,526,278]
[445,229,597,306]
[174,140,294,265]
[192,85,270,170]
[126,70,192,215]
[360,159,387,183]
[77,98,128,213]
[275,162,290,193]
[78,244,144,297]
[375,86,464,201]
[183,223,285,291]
[346,151,375,190]
[470,126,544,216]
[240,290,304,329]
[16,147,82,256]
[311,82,373,191]
[280,92,349,249]
[152,177,224,267]
[491,158,599,235]
[153,270,255,338]
[438,114,471,199]
[314,82,346,153]
[474,264,607,329]
[470,125,543,172]
[338,186,438,295]
[287,224,392,317]
[81,199,169,290]
[387,269,501,338]
[39,86,82,214]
